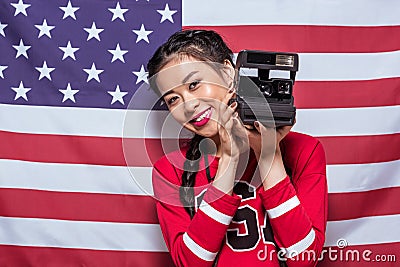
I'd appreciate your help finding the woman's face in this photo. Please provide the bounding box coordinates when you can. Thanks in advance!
[155,56,234,138]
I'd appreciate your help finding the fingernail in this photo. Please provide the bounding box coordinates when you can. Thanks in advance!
[254,121,260,128]
[233,112,238,118]
[230,101,237,109]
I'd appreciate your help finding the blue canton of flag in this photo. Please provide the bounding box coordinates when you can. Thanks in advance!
[0,0,181,109]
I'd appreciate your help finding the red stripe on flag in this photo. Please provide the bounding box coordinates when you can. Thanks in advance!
[317,134,400,165]
[0,188,158,224]
[328,187,400,221]
[183,25,400,53]
[3,187,400,226]
[1,131,399,166]
[294,78,400,109]
[0,245,175,267]
[0,130,167,167]
[0,242,398,267]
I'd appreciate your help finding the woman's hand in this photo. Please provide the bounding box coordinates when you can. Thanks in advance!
[217,90,249,159]
[248,121,293,190]
[248,122,292,161]
[213,89,250,195]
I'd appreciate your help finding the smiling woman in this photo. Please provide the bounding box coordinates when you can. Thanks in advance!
[154,59,236,141]
[146,30,328,267]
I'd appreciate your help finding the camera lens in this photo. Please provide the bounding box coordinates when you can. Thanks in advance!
[261,83,273,97]
[278,81,291,95]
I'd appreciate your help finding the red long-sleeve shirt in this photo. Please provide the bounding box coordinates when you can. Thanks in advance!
[152,132,328,267]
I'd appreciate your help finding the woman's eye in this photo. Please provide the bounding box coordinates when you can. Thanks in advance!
[167,96,178,105]
[188,80,200,90]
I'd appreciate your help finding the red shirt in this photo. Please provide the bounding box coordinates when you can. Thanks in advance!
[152,132,328,267]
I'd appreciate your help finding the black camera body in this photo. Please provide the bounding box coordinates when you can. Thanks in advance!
[230,50,299,127]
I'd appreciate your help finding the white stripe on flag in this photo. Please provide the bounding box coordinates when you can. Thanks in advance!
[0,216,168,252]
[0,159,152,196]
[1,215,399,252]
[327,160,400,193]
[235,51,400,81]
[292,105,400,137]
[325,214,400,247]
[1,104,399,138]
[297,51,400,81]
[1,159,399,195]
[183,0,400,26]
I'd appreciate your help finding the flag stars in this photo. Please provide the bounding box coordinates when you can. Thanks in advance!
[108,43,128,63]
[157,4,177,23]
[132,24,152,43]
[59,83,79,103]
[59,41,79,60]
[11,81,31,101]
[36,61,55,81]
[132,65,148,84]
[13,39,31,59]
[11,0,31,17]
[0,65,8,78]
[109,2,128,22]
[84,22,104,41]
[83,63,104,82]
[0,22,7,37]
[108,85,128,105]
[35,19,55,38]
[60,0,80,20]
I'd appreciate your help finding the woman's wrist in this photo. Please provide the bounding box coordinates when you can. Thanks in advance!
[212,154,239,195]
[259,150,287,190]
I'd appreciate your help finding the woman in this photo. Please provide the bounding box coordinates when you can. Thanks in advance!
[148,30,327,267]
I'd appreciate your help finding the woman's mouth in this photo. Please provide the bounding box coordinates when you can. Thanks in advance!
[190,108,212,127]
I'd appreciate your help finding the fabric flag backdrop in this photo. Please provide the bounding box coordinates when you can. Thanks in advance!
[0,0,399,266]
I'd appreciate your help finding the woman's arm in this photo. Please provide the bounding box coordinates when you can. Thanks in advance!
[259,136,327,267]
[152,157,241,267]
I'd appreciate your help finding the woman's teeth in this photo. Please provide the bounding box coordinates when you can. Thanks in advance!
[193,109,211,122]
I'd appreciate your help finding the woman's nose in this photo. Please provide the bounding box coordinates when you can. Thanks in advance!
[183,95,200,115]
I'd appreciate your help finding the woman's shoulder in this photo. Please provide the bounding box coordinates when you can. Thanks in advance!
[283,131,320,146]
[153,148,188,172]
[281,131,323,155]
[281,131,326,179]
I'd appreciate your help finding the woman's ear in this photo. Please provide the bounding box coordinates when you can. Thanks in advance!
[222,59,236,89]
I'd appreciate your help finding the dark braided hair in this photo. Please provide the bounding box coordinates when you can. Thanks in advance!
[147,30,234,218]
[180,134,203,217]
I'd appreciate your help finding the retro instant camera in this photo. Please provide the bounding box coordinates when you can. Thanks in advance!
[229,50,299,127]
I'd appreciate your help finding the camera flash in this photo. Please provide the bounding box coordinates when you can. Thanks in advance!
[276,55,294,67]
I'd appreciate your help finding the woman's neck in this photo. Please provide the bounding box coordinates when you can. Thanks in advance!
[209,134,221,157]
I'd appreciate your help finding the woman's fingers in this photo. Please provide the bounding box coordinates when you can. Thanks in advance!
[218,99,237,128]
[253,121,271,135]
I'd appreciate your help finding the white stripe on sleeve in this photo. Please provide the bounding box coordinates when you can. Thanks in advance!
[282,229,316,257]
[266,196,300,219]
[198,201,233,225]
[182,233,217,261]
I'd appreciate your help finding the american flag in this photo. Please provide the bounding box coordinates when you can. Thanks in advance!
[0,0,399,266]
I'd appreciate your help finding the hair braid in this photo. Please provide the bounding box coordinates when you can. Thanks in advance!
[180,134,203,218]
[147,30,234,218]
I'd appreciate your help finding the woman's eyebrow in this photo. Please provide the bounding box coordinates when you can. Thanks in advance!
[182,71,198,84]
[161,90,174,99]
[161,71,199,99]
